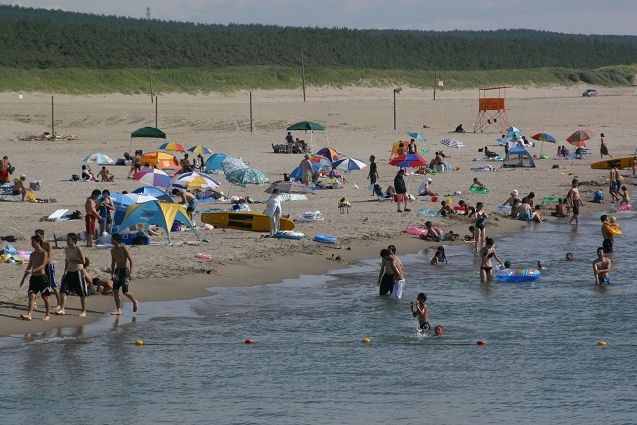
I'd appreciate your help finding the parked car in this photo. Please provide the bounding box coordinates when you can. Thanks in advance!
[582,89,598,97]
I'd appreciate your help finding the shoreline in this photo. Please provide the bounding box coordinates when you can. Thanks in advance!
[0,207,601,337]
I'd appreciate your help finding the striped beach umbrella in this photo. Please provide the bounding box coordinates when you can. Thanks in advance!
[133,169,172,188]
[332,157,367,171]
[173,171,220,190]
[187,145,213,155]
[440,138,465,149]
[159,142,186,152]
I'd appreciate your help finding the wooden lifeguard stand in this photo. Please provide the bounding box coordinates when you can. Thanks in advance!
[474,87,510,133]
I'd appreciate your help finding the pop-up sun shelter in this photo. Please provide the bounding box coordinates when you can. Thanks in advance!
[130,126,167,153]
[116,200,198,244]
[502,144,535,168]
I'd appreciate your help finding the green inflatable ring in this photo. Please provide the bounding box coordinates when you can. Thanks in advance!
[470,185,490,194]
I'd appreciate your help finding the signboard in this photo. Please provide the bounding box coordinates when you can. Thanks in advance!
[479,98,505,111]
[437,80,444,87]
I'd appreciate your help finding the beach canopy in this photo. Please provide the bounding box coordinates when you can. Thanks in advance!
[502,144,535,168]
[407,132,427,142]
[287,121,325,131]
[131,127,166,139]
[140,151,181,172]
[117,200,197,244]
[110,191,163,226]
[204,153,228,173]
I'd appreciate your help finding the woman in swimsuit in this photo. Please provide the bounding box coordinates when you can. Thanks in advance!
[480,238,504,283]
[473,202,487,254]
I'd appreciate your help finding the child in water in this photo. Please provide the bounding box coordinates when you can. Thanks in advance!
[619,186,630,206]
[410,293,430,330]
[430,246,448,265]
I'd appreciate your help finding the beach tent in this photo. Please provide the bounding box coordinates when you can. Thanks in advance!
[117,200,197,244]
[140,151,182,173]
[502,144,535,168]
[130,127,167,153]
[287,121,327,149]
[204,153,228,173]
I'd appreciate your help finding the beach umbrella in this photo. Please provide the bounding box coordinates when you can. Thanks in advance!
[567,129,594,148]
[407,132,427,142]
[131,186,173,202]
[159,142,186,152]
[440,138,465,149]
[188,145,213,155]
[389,153,428,168]
[289,162,326,181]
[532,132,556,155]
[310,155,333,166]
[82,152,115,165]
[265,181,309,194]
[204,153,228,173]
[506,126,522,138]
[134,169,172,188]
[315,147,339,162]
[221,156,248,174]
[173,172,220,191]
[332,157,367,171]
[225,167,270,186]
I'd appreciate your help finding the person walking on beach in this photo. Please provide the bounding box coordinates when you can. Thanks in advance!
[110,234,139,315]
[394,168,409,212]
[57,233,88,317]
[600,133,612,159]
[593,247,611,286]
[85,189,102,247]
[19,235,51,321]
[264,188,282,237]
[381,247,405,299]
[299,154,313,186]
[565,179,583,225]
[35,229,60,308]
[377,245,399,296]
[368,155,378,195]
[480,238,504,283]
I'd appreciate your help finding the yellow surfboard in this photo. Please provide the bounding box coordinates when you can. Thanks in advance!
[590,156,635,170]
[200,211,295,232]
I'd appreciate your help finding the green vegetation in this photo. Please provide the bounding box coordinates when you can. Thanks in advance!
[0,65,635,94]
[0,5,635,93]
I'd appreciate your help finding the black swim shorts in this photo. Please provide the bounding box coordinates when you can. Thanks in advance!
[113,268,130,293]
[61,271,88,297]
[28,275,50,296]
[379,274,394,296]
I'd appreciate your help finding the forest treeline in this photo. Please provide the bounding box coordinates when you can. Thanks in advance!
[1,5,637,70]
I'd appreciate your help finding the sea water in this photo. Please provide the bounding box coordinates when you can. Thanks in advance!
[1,209,636,425]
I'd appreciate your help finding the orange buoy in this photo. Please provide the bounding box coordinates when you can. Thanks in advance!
[476,339,487,346]
[244,338,254,345]
[361,337,372,344]
[134,339,144,347]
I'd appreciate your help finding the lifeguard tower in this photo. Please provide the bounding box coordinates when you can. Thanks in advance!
[474,87,510,133]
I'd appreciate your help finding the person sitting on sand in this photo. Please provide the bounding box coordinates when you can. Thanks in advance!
[531,205,545,223]
[430,246,448,265]
[411,292,430,330]
[526,192,536,208]
[551,198,569,217]
[455,124,465,133]
[457,200,476,217]
[82,257,113,295]
[484,146,498,158]
[471,177,486,190]
[418,177,436,196]
[97,166,114,182]
[13,175,28,201]
[502,190,520,207]
[421,221,443,242]
[439,201,454,217]
[81,165,97,181]
[516,197,533,221]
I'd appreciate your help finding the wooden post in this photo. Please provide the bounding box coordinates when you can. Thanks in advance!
[51,96,55,137]
[433,70,437,101]
[155,96,158,128]
[148,59,154,104]
[393,90,396,130]
[249,91,253,133]
[301,51,306,102]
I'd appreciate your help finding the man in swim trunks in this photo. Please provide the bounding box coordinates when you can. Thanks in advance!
[35,229,60,308]
[382,247,406,300]
[600,215,614,254]
[378,248,394,296]
[0,155,11,183]
[19,235,51,321]
[565,179,582,225]
[110,234,139,314]
[85,189,103,247]
[57,233,88,317]
[410,292,430,330]
[480,237,504,283]
[593,247,611,286]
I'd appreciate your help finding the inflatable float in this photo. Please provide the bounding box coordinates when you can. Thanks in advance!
[313,234,338,244]
[470,184,490,194]
[496,268,541,283]
[602,223,622,236]
[404,226,428,237]
[616,204,632,213]
[275,230,305,240]
[418,208,441,217]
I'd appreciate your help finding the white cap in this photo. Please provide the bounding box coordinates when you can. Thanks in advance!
[427,178,432,182]
[511,190,518,196]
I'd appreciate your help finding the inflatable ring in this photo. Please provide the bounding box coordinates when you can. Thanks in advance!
[313,234,338,244]
[275,230,305,240]
[495,268,541,283]
[470,185,490,194]
[404,226,428,237]
[194,253,213,261]
[617,204,632,212]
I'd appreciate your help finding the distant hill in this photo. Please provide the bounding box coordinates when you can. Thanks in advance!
[1,5,637,70]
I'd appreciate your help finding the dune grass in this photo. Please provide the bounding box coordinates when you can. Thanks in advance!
[0,65,634,94]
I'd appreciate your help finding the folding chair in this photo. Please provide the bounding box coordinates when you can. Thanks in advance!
[0,183,18,201]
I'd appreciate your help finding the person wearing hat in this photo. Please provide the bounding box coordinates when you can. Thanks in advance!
[299,154,313,186]
[501,190,520,207]
[418,176,436,196]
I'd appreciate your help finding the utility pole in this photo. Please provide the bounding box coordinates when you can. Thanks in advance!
[393,88,401,130]
[249,91,253,133]
[148,59,153,104]
[51,96,55,137]
[155,96,158,128]
[301,51,306,102]
[433,70,437,101]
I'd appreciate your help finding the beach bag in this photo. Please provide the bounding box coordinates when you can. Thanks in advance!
[29,181,41,191]
[8,165,15,175]
[70,210,82,220]
[71,174,80,181]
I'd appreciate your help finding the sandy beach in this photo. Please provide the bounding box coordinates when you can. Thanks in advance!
[0,84,635,336]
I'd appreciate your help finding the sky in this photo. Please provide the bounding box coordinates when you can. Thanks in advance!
[7,0,637,36]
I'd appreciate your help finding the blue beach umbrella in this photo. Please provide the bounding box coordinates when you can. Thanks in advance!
[204,153,228,173]
[225,167,270,186]
[407,132,427,142]
[332,157,367,171]
[131,186,174,202]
